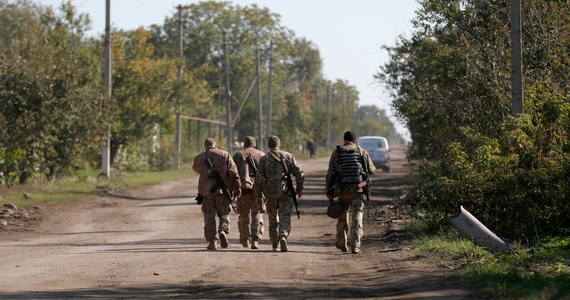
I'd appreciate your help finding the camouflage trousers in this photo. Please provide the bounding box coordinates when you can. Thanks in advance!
[336,192,365,249]
[236,190,264,242]
[266,195,293,245]
[201,194,231,242]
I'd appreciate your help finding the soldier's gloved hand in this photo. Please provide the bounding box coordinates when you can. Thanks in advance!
[195,194,204,205]
[327,193,334,201]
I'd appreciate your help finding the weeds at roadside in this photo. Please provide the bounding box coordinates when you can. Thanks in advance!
[409,219,570,299]
[0,166,196,208]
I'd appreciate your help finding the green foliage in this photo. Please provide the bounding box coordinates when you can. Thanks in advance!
[0,148,26,186]
[150,1,295,135]
[109,28,185,165]
[380,0,570,242]
[0,0,401,187]
[271,92,307,148]
[419,108,569,241]
[0,166,195,207]
[413,232,570,299]
[0,1,103,184]
[354,105,402,144]
[148,2,402,152]
[380,0,569,159]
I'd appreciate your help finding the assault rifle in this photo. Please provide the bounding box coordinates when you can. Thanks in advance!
[280,158,300,219]
[204,157,236,212]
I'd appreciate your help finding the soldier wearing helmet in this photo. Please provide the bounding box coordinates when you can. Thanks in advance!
[192,138,241,250]
[254,136,304,252]
[232,136,266,249]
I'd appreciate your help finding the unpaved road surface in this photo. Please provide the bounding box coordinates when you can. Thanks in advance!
[0,145,475,299]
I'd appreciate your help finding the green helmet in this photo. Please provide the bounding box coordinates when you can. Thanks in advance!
[327,201,343,219]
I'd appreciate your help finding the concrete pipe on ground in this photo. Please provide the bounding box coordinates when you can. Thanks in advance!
[449,206,509,253]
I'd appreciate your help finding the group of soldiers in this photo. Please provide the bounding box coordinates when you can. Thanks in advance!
[192,131,375,254]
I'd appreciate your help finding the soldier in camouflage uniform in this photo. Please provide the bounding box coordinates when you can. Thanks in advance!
[232,136,265,249]
[254,136,304,252]
[326,131,375,254]
[192,138,241,250]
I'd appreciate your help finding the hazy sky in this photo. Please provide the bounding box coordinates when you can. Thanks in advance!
[35,0,418,139]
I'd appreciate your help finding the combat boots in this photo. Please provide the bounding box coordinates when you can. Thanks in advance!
[351,246,361,254]
[207,240,217,250]
[241,239,249,248]
[279,235,288,252]
[219,232,229,248]
[251,240,259,249]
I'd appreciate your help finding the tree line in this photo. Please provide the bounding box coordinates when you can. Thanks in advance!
[378,0,569,243]
[0,0,402,186]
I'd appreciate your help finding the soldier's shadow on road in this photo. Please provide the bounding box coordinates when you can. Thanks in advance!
[101,191,195,201]
[0,273,472,299]
[4,237,207,252]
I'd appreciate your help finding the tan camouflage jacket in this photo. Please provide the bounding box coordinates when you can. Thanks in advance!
[254,148,304,198]
[192,147,241,196]
[233,147,265,190]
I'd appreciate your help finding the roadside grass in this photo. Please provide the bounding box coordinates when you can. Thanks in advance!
[0,166,196,208]
[397,168,570,299]
[408,219,570,299]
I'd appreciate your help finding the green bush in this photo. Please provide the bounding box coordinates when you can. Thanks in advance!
[0,147,27,187]
[419,104,569,243]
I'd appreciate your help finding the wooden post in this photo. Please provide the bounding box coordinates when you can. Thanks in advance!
[101,0,112,178]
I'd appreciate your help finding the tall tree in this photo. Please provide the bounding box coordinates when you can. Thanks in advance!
[0,0,102,183]
[108,28,211,167]
[378,0,569,159]
[148,2,336,148]
[377,0,570,239]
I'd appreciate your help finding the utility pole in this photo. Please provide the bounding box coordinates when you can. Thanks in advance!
[266,40,273,141]
[223,31,233,151]
[101,0,112,178]
[511,0,523,115]
[175,5,183,170]
[326,84,332,148]
[255,47,263,151]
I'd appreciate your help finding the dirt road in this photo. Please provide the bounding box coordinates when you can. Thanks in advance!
[0,145,474,299]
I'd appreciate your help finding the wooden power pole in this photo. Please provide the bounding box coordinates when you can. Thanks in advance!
[266,40,273,142]
[101,0,112,177]
[256,48,263,151]
[175,5,183,170]
[223,31,233,151]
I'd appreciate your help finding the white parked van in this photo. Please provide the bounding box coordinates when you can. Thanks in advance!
[357,136,390,172]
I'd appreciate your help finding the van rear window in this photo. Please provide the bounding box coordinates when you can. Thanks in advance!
[359,139,386,149]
